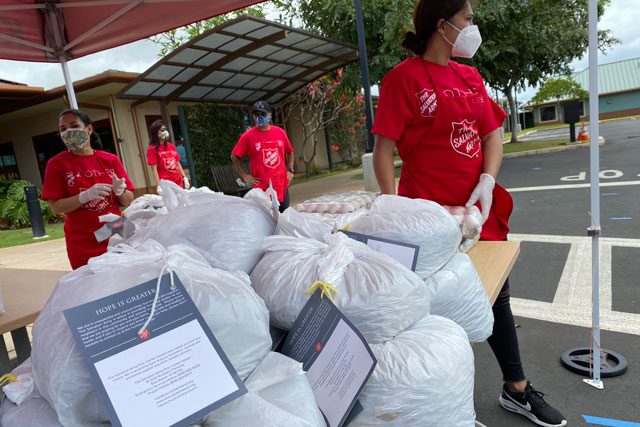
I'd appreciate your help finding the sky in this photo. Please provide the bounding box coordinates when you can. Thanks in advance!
[1,0,638,103]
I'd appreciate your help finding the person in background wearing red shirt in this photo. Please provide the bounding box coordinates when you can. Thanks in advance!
[231,101,295,212]
[372,1,566,426]
[147,119,190,192]
[42,109,135,269]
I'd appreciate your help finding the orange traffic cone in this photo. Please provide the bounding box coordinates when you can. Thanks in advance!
[577,122,589,142]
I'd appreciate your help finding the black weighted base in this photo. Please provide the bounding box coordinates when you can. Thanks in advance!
[561,347,628,378]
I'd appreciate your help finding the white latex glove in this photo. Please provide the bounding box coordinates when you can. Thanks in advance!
[183,176,190,190]
[111,172,126,196]
[79,183,112,204]
[465,173,495,224]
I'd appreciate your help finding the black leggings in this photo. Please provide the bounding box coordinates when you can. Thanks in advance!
[487,277,526,382]
[278,188,290,213]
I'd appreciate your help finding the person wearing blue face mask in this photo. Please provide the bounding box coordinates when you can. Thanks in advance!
[373,1,566,426]
[231,101,295,212]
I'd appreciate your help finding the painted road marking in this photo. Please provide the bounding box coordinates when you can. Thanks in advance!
[583,415,640,426]
[508,233,640,336]
[508,180,640,193]
[610,217,633,220]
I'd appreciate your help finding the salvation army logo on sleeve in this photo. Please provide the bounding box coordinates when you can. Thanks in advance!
[415,88,437,117]
[450,119,481,158]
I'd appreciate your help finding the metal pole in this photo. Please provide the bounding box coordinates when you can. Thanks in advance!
[353,0,375,153]
[60,57,78,109]
[24,185,46,238]
[585,0,602,390]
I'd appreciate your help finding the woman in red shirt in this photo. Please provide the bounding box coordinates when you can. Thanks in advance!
[42,109,135,269]
[373,1,566,426]
[147,120,189,191]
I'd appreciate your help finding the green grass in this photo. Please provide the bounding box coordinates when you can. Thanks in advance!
[503,138,570,154]
[0,222,65,249]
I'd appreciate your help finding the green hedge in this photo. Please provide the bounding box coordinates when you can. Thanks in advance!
[0,179,57,229]
[183,104,246,188]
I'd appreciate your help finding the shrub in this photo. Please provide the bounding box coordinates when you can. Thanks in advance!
[0,179,57,229]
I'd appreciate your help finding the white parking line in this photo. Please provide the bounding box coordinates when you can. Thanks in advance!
[508,233,640,336]
[507,180,640,193]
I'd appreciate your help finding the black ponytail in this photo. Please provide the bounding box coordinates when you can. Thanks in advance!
[402,0,469,55]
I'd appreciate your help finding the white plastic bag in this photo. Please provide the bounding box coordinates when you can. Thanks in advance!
[251,233,429,344]
[348,195,461,279]
[294,191,378,214]
[32,242,271,426]
[428,252,494,342]
[351,315,475,427]
[203,352,324,427]
[0,394,63,427]
[0,359,62,427]
[276,208,333,240]
[125,181,276,273]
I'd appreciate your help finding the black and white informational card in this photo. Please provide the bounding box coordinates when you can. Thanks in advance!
[64,274,246,427]
[340,230,420,271]
[280,289,376,427]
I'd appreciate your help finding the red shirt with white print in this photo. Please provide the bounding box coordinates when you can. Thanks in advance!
[373,57,510,240]
[231,125,293,201]
[42,150,134,269]
[146,142,183,186]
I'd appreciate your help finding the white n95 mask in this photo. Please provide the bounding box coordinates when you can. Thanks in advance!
[445,22,482,58]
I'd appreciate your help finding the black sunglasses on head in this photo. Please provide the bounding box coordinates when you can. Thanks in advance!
[253,111,269,117]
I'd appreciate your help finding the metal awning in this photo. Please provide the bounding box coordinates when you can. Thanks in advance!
[117,15,359,106]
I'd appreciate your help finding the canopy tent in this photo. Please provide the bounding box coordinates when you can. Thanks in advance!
[0,0,265,107]
[117,15,358,106]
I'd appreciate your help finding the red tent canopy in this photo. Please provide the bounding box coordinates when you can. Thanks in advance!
[0,0,265,62]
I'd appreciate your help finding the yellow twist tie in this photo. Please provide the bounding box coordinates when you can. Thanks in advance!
[304,280,338,303]
[340,224,351,231]
[0,373,16,387]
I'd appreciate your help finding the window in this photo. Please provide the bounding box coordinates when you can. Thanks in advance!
[540,106,557,122]
[0,143,20,180]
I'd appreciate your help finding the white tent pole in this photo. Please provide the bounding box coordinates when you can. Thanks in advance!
[585,0,602,390]
[60,57,79,109]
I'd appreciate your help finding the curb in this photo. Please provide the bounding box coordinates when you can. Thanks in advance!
[503,137,605,159]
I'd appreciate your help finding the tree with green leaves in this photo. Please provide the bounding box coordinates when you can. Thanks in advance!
[272,0,415,92]
[468,0,617,142]
[149,6,266,56]
[530,77,589,104]
[275,0,617,144]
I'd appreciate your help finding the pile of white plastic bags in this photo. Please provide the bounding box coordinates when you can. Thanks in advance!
[0,186,498,427]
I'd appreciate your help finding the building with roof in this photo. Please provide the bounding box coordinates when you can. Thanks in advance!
[0,16,358,194]
[528,57,640,126]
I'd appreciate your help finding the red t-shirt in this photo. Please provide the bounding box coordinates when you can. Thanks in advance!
[41,150,134,269]
[231,125,293,201]
[147,142,183,186]
[373,57,505,147]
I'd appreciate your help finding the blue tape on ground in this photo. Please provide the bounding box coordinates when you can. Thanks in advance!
[583,415,640,426]
[610,217,633,220]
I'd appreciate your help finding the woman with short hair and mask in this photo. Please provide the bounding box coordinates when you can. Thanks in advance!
[373,1,566,426]
[42,109,135,269]
[147,119,190,192]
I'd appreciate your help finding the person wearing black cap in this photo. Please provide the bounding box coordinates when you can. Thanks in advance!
[231,100,295,212]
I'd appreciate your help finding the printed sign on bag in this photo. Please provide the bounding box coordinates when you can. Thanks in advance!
[64,274,246,427]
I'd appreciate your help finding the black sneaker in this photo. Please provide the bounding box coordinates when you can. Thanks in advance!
[499,382,567,427]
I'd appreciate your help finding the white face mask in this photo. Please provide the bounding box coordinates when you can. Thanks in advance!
[444,22,482,58]
[159,130,170,139]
